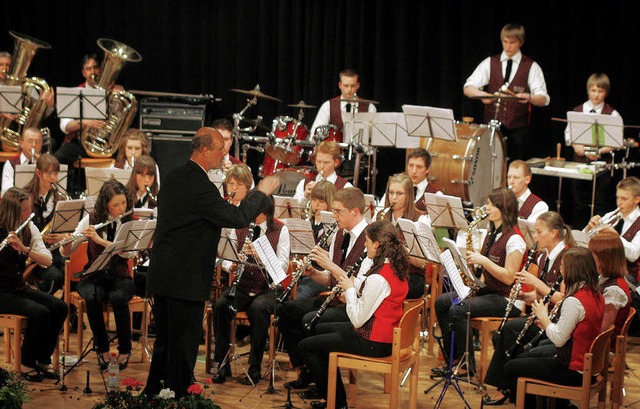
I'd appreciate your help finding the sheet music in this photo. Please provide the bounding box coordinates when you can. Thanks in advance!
[282,218,315,254]
[401,104,457,140]
[442,237,484,290]
[253,235,287,285]
[83,240,127,276]
[274,195,303,219]
[133,208,155,220]
[363,194,377,222]
[56,86,107,120]
[425,193,468,229]
[396,218,441,262]
[571,230,590,248]
[567,111,624,149]
[83,195,98,214]
[319,210,336,226]
[85,167,132,196]
[0,85,23,114]
[517,218,536,248]
[439,249,471,300]
[114,219,157,251]
[207,169,225,197]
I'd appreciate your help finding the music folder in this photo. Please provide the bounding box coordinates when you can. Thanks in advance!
[425,193,468,230]
[396,218,441,263]
[85,167,132,196]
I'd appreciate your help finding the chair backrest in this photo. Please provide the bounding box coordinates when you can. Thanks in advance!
[588,325,615,377]
[68,241,89,282]
[620,307,636,339]
[398,301,423,350]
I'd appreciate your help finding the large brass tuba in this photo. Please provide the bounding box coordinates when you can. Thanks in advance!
[81,38,141,158]
[0,31,52,151]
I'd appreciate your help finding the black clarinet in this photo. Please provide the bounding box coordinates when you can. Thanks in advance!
[505,275,563,359]
[523,298,564,353]
[227,222,256,308]
[304,252,367,332]
[497,243,538,334]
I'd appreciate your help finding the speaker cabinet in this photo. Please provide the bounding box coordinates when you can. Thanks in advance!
[150,134,192,183]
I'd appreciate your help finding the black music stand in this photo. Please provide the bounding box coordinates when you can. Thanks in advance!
[0,84,23,115]
[402,104,458,142]
[274,195,303,219]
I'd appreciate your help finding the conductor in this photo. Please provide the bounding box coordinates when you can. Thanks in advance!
[143,127,280,398]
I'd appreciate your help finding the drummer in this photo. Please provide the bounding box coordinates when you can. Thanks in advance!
[309,68,376,140]
[293,140,352,204]
[211,118,243,171]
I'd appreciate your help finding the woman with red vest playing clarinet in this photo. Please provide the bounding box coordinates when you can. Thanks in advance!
[588,228,631,350]
[377,173,431,298]
[434,187,526,376]
[503,247,604,409]
[60,179,136,372]
[299,220,409,409]
[0,187,67,382]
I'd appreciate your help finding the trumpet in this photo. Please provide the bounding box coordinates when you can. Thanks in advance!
[497,243,537,334]
[277,221,338,303]
[0,213,35,252]
[585,207,622,237]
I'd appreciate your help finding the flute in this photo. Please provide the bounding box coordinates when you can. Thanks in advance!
[0,213,35,252]
[47,210,133,251]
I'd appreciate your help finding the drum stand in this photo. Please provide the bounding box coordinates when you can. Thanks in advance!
[488,95,506,190]
[232,96,262,159]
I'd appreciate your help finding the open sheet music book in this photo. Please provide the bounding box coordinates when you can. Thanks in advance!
[442,237,484,291]
[439,250,471,301]
[396,218,441,263]
[253,235,288,285]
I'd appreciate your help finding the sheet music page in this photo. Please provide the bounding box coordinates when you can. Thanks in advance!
[114,219,157,250]
[396,218,440,262]
[439,249,470,300]
[517,218,536,248]
[50,199,86,233]
[319,210,336,225]
[571,230,590,248]
[83,240,126,276]
[253,235,287,285]
[414,219,443,262]
[442,237,484,289]
[363,194,377,222]
[274,195,302,219]
[282,218,315,254]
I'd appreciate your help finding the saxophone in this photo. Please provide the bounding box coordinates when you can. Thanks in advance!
[465,205,487,288]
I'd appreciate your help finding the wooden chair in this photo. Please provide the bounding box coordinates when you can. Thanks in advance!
[1,314,28,372]
[515,325,614,409]
[610,307,636,409]
[425,262,441,356]
[326,300,423,409]
[63,241,150,362]
[470,316,505,383]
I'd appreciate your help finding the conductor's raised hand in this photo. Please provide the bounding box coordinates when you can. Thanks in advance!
[257,175,280,196]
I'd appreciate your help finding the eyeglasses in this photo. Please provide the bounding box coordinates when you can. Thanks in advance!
[332,208,350,215]
[388,191,405,197]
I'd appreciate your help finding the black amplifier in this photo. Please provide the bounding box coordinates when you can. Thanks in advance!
[139,96,215,135]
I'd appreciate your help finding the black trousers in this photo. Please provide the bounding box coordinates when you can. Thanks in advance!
[31,250,66,295]
[435,291,520,370]
[299,323,391,407]
[76,275,134,354]
[0,287,68,367]
[144,294,204,398]
[54,139,87,195]
[212,286,277,372]
[406,272,425,299]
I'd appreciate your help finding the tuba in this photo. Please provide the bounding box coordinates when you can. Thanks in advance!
[0,31,52,151]
[80,38,142,158]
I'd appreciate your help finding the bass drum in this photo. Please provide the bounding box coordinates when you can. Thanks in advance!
[273,166,315,197]
[423,122,505,207]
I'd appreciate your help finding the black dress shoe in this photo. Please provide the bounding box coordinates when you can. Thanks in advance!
[482,395,508,406]
[238,370,261,386]
[284,367,312,389]
[299,386,322,400]
[22,368,43,382]
[36,364,60,380]
[310,401,327,409]
[211,372,226,384]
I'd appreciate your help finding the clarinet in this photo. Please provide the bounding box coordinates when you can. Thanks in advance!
[276,221,338,303]
[523,298,564,353]
[304,252,367,332]
[505,275,563,359]
[227,221,256,306]
[497,243,538,334]
[0,213,35,252]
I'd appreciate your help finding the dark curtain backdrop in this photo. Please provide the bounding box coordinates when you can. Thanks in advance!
[2,0,640,213]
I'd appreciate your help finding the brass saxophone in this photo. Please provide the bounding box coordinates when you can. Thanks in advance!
[465,205,488,288]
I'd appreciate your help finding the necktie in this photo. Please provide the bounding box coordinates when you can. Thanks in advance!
[106,223,116,242]
[539,257,550,281]
[252,226,262,241]
[413,186,418,199]
[590,109,597,113]
[340,232,351,264]
[345,103,352,113]
[615,220,624,235]
[504,59,513,84]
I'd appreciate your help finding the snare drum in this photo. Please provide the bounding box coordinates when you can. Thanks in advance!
[273,166,316,197]
[423,122,504,206]
[313,124,343,142]
[264,116,309,165]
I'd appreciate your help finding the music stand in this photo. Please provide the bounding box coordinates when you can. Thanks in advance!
[49,199,86,234]
[207,169,225,197]
[567,111,624,217]
[15,164,69,191]
[425,193,468,231]
[396,218,441,263]
[319,210,337,228]
[85,167,132,196]
[572,230,591,248]
[363,194,377,223]
[401,104,457,141]
[274,195,303,219]
[0,84,22,115]
[517,218,536,248]
[56,87,107,122]
[282,218,315,255]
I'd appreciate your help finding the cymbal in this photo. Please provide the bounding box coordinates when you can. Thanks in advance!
[340,95,380,105]
[287,100,317,109]
[469,93,526,100]
[229,86,282,102]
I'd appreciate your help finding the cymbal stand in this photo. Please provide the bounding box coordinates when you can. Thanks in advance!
[232,93,260,159]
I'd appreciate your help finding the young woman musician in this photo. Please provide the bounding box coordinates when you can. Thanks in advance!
[223,164,253,206]
[503,247,604,409]
[434,187,526,376]
[483,211,574,405]
[0,187,67,382]
[211,196,290,385]
[296,180,337,300]
[125,155,159,210]
[378,173,431,298]
[115,129,151,169]
[60,179,136,371]
[589,228,631,348]
[299,220,409,409]
[23,154,69,294]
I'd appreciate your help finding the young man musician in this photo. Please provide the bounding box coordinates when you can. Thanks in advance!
[211,197,290,386]
[293,140,352,204]
[507,160,549,222]
[1,127,44,197]
[277,187,372,397]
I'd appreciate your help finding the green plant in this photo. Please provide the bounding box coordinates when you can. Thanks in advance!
[0,367,31,409]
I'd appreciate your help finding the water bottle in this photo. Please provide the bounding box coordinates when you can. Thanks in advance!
[107,352,119,389]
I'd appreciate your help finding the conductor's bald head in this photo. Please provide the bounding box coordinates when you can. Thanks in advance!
[191,127,225,171]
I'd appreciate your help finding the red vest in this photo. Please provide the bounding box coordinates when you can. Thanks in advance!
[236,219,284,295]
[484,55,533,129]
[622,216,640,280]
[304,174,348,191]
[415,183,442,212]
[8,155,21,170]
[601,276,631,350]
[328,96,371,135]
[518,193,543,219]
[354,263,408,343]
[556,288,604,371]
[481,226,523,297]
